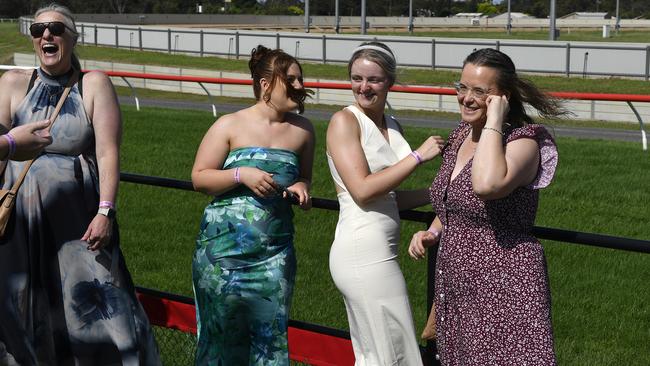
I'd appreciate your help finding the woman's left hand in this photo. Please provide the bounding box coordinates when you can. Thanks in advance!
[285,181,311,210]
[485,94,510,127]
[81,215,113,251]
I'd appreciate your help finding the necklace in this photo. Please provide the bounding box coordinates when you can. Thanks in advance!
[38,67,74,103]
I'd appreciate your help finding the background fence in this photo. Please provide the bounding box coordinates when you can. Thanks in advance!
[18,17,650,80]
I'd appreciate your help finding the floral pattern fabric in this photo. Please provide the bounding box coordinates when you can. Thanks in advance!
[193,147,299,366]
[430,122,558,366]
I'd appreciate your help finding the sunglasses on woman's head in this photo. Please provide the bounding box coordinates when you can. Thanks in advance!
[29,22,75,38]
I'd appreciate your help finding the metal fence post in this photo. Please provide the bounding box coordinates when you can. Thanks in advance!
[276,33,280,50]
[167,29,171,54]
[495,40,500,51]
[138,27,142,51]
[565,43,571,77]
[200,30,204,57]
[94,25,97,46]
[235,31,240,60]
[645,46,650,81]
[81,24,85,45]
[431,39,436,70]
[115,26,118,49]
[322,35,327,64]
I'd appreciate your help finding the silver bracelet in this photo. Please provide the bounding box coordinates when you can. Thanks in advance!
[482,127,505,137]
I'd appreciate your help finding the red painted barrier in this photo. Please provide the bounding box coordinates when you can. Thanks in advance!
[136,289,356,365]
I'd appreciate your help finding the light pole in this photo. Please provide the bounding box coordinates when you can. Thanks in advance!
[304,0,310,33]
[615,0,621,33]
[361,0,367,35]
[506,0,512,35]
[408,0,413,34]
[335,0,340,33]
[549,0,557,40]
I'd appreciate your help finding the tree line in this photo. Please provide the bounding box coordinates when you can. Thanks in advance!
[2,0,647,20]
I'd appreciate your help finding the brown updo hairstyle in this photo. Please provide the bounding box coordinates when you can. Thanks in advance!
[249,45,311,114]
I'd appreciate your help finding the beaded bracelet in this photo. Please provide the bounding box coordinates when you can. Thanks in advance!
[2,133,16,160]
[99,201,115,209]
[482,127,505,137]
[410,150,423,165]
[234,167,241,184]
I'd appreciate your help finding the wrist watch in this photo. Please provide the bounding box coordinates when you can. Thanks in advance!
[97,206,116,219]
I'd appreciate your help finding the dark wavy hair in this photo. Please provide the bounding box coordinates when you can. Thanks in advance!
[463,48,569,127]
[248,45,311,113]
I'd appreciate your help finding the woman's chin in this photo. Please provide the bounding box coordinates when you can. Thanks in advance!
[355,97,380,110]
[461,110,486,125]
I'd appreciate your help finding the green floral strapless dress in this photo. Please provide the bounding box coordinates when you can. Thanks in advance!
[192,147,299,366]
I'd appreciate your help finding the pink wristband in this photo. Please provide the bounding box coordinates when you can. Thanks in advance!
[99,201,115,209]
[234,167,240,183]
[410,151,422,165]
[427,228,440,237]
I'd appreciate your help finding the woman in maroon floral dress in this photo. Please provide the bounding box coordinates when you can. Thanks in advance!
[408,48,568,365]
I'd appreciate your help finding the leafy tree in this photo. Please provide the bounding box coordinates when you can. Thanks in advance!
[477,1,498,16]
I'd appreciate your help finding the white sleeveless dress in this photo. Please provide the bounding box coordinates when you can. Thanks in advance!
[327,105,423,365]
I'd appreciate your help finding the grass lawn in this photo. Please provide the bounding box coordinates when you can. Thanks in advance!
[2,20,649,364]
[118,105,650,365]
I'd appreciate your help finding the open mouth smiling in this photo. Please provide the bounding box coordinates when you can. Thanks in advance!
[42,43,59,55]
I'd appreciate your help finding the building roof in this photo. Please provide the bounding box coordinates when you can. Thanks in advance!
[492,12,534,19]
[560,12,608,19]
[453,13,485,18]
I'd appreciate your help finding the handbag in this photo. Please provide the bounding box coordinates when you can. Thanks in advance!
[421,303,436,340]
[0,69,78,238]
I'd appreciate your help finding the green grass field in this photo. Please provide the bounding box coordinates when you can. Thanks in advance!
[2,20,650,364]
[118,105,650,365]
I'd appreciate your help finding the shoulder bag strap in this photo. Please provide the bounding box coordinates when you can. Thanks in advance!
[8,69,80,194]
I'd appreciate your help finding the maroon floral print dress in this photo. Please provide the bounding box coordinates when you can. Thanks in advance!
[430,122,558,365]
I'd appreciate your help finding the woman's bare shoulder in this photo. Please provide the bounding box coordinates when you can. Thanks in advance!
[0,68,31,91]
[80,70,113,88]
[328,108,358,131]
[208,108,252,133]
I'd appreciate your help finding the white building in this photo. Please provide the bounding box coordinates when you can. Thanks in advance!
[560,12,608,20]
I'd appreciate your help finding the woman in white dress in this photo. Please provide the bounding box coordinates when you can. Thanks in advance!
[326,41,445,365]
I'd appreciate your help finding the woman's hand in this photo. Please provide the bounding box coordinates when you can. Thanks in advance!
[408,230,441,260]
[82,215,113,251]
[285,180,311,210]
[239,167,279,198]
[8,120,53,161]
[414,135,446,162]
[485,95,510,127]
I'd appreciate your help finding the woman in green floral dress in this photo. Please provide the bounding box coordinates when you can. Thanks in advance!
[191,45,314,365]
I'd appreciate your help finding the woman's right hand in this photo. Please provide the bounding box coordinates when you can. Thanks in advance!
[415,135,445,163]
[408,230,441,260]
[239,167,279,198]
[8,120,53,161]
